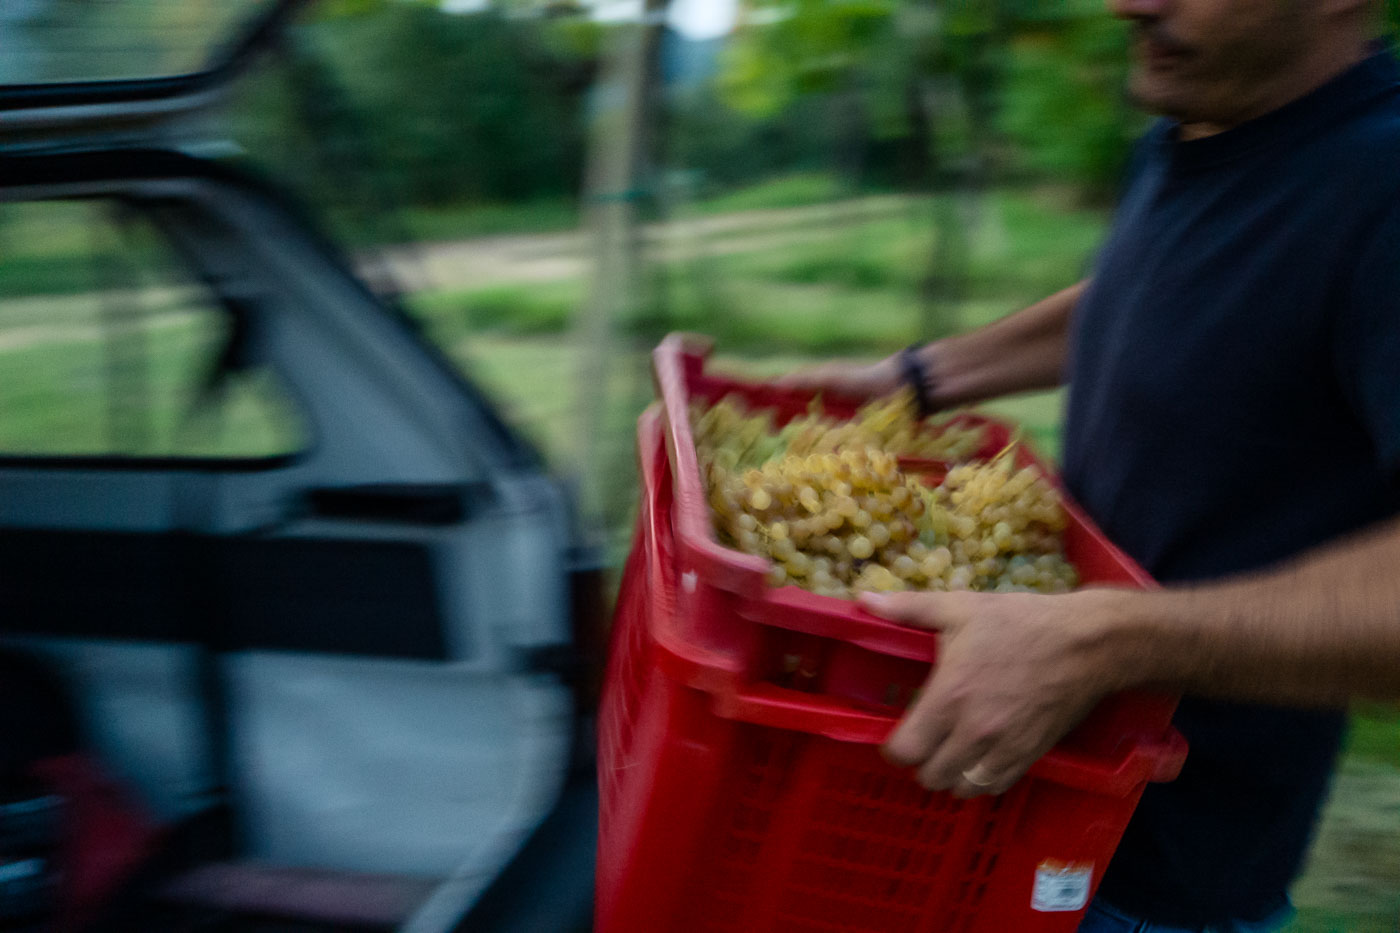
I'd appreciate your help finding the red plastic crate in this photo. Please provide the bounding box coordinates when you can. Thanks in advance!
[596,339,1188,933]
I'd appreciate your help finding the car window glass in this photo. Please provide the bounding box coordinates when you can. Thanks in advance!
[0,0,274,84]
[0,199,305,459]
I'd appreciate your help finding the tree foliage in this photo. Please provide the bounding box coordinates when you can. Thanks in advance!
[232,0,1400,215]
[234,0,600,209]
[996,14,1142,198]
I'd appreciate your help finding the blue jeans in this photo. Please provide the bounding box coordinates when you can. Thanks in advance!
[1077,897,1295,933]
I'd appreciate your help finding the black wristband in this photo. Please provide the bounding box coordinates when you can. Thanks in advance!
[899,344,936,418]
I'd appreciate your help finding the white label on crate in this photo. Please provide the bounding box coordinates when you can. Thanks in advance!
[1031,860,1093,912]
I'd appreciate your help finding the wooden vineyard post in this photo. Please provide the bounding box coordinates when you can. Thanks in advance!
[572,0,669,540]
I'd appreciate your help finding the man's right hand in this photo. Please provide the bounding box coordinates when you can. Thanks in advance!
[772,354,905,401]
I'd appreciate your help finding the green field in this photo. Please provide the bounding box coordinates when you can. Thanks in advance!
[1,178,1397,930]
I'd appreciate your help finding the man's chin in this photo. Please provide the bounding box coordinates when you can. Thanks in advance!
[1127,72,1191,121]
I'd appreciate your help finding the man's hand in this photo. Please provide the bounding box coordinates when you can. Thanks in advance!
[772,355,903,400]
[860,589,1120,798]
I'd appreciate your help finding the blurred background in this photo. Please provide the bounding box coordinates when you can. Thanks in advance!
[3,1,1400,929]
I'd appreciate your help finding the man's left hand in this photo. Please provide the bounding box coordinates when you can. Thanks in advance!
[859,589,1120,798]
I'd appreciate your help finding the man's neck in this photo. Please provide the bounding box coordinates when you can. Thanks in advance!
[1179,33,1376,141]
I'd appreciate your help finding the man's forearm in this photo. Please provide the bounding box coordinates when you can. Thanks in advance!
[1092,515,1400,706]
[919,280,1085,408]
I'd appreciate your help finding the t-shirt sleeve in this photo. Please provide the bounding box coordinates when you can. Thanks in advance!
[1336,201,1400,469]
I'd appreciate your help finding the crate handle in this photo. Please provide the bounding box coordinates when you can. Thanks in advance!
[714,681,1187,797]
[639,411,750,689]
[1033,729,1188,792]
[653,337,769,600]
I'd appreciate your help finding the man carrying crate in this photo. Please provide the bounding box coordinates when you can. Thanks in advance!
[783,0,1400,930]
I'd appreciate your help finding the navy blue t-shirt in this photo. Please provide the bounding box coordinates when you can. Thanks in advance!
[1063,49,1400,926]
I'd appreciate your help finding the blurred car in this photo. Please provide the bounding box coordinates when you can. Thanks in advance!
[0,1,599,930]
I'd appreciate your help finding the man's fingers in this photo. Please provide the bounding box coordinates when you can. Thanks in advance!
[955,761,1008,798]
[956,696,1100,799]
[912,723,1040,798]
[859,591,962,631]
[954,705,1093,799]
[916,726,995,794]
[951,738,1043,799]
[882,683,953,769]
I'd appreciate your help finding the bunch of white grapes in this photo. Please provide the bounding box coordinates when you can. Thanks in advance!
[934,459,1077,593]
[692,393,1077,597]
[691,389,986,474]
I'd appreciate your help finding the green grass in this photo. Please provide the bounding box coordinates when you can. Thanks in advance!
[0,254,100,300]
[383,187,1105,359]
[0,201,170,300]
[1342,705,1400,769]
[451,334,586,464]
[399,198,580,242]
[689,172,845,215]
[703,215,931,291]
[383,184,1101,534]
[1284,752,1400,932]
[383,172,854,245]
[651,197,1093,362]
[0,305,303,458]
[695,190,1103,301]
[1283,915,1399,933]
[0,173,848,301]
[409,279,585,342]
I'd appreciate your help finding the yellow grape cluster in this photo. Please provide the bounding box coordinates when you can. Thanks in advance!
[692,394,1077,596]
[934,456,1077,593]
[705,446,933,597]
[691,389,985,475]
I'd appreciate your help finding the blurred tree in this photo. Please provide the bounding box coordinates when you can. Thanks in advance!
[231,0,1399,234]
[717,0,1004,338]
[235,0,600,211]
[996,10,1142,201]
[719,0,896,189]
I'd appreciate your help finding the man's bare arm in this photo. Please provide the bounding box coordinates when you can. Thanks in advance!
[776,280,1087,405]
[1097,514,1400,706]
[923,280,1086,407]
